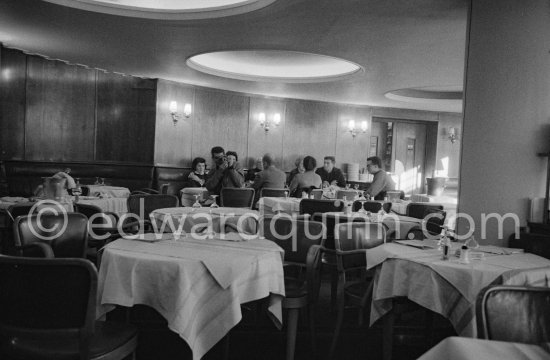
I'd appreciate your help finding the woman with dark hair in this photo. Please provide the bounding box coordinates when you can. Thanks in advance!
[289,155,322,197]
[187,157,207,187]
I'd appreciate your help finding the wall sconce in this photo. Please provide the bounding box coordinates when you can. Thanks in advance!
[348,120,368,137]
[259,112,281,133]
[448,127,458,144]
[169,101,192,125]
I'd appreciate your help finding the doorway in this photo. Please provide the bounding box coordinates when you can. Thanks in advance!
[371,117,437,194]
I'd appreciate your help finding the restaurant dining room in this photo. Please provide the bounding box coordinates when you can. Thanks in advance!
[0,0,549,359]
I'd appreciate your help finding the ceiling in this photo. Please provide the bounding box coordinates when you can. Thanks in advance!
[0,0,468,113]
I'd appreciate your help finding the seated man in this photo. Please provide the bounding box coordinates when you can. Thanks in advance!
[315,156,346,188]
[251,154,286,203]
[204,146,244,196]
[245,157,264,183]
[365,156,396,200]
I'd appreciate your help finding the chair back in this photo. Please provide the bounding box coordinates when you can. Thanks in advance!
[220,188,255,208]
[311,212,366,250]
[352,200,391,213]
[310,189,323,199]
[407,203,444,219]
[334,222,386,270]
[476,285,550,344]
[127,194,179,220]
[335,190,359,200]
[0,256,96,354]
[386,190,405,201]
[14,213,89,258]
[299,199,344,216]
[262,216,325,265]
[425,209,446,235]
[260,188,288,198]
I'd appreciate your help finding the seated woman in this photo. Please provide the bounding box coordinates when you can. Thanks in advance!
[289,156,322,197]
[186,157,207,187]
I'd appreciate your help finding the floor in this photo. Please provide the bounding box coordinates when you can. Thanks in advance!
[111,273,456,360]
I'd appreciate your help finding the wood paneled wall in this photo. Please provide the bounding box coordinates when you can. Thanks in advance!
[0,46,157,164]
[154,79,462,173]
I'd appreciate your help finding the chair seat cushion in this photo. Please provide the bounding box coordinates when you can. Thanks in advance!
[2,321,138,360]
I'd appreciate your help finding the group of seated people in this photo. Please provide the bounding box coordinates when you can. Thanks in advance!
[185,146,396,201]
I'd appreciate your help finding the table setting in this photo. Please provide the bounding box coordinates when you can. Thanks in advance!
[366,240,550,337]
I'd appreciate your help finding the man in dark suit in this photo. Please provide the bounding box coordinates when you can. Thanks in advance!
[315,156,346,188]
[251,153,286,203]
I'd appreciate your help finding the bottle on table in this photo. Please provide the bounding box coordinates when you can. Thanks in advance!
[440,226,452,260]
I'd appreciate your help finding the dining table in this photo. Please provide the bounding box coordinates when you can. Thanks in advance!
[84,185,131,198]
[76,196,128,215]
[366,240,550,337]
[97,234,285,360]
[417,336,550,360]
[151,206,260,235]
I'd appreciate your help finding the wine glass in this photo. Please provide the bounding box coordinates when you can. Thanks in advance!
[345,183,350,190]
[210,195,219,209]
[353,183,359,190]
[72,178,82,202]
[284,191,289,200]
[192,194,202,209]
[94,177,100,185]
[99,178,105,186]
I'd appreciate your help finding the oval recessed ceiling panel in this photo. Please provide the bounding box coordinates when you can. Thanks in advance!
[186,50,363,83]
[43,0,277,20]
[385,85,463,104]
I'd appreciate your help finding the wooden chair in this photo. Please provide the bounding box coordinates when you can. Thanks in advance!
[0,256,138,360]
[406,203,444,219]
[126,193,179,223]
[335,189,359,200]
[261,217,325,360]
[14,213,89,258]
[329,222,386,359]
[0,203,39,256]
[476,285,550,343]
[220,188,255,208]
[259,188,288,198]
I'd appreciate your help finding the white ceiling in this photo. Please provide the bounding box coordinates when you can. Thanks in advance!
[0,0,467,113]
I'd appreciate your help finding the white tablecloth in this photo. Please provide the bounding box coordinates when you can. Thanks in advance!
[77,197,128,215]
[151,207,259,235]
[418,337,550,360]
[85,185,130,198]
[258,197,302,216]
[97,237,285,360]
[367,243,550,336]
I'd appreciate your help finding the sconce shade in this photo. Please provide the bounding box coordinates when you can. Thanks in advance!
[273,113,281,125]
[169,101,178,113]
[361,121,368,132]
[258,112,266,124]
[183,103,192,117]
[348,120,355,131]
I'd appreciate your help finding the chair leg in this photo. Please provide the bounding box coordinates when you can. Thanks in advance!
[328,290,345,359]
[382,308,395,360]
[330,270,338,311]
[286,308,299,360]
[308,304,317,359]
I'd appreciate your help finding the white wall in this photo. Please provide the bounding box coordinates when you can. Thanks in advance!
[458,0,550,245]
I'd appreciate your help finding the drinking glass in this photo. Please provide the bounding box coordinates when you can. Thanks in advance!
[192,194,202,209]
[353,184,359,190]
[94,177,100,185]
[284,191,289,200]
[345,183,350,190]
[100,178,105,186]
[210,195,219,209]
